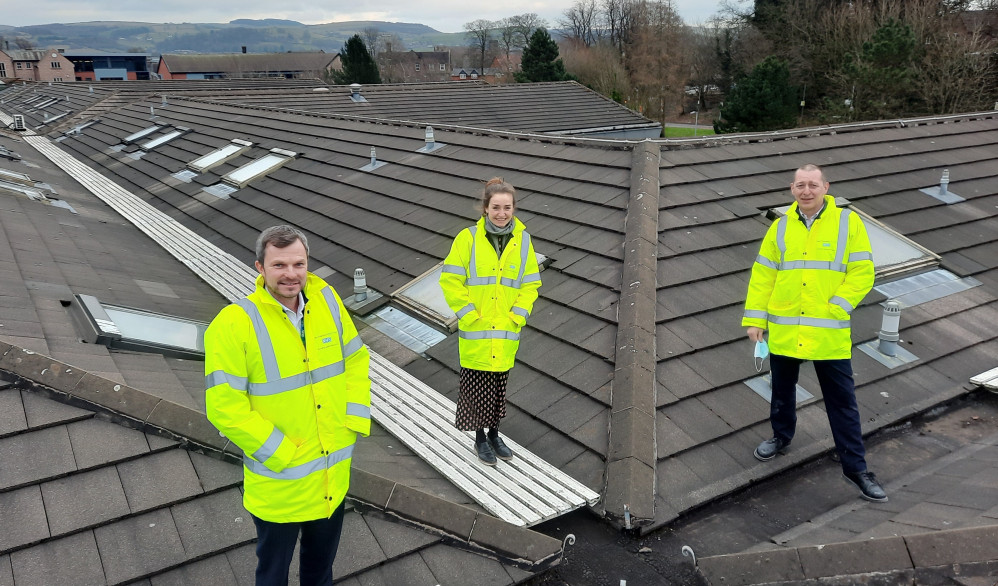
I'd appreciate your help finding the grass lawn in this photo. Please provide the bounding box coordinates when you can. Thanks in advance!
[662,126,716,138]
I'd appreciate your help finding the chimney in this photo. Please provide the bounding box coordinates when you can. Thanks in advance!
[241,46,247,54]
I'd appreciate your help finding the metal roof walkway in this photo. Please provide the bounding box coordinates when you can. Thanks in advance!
[16,127,600,527]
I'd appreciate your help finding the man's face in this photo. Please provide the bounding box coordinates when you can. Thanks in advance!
[255,239,308,308]
[791,169,829,217]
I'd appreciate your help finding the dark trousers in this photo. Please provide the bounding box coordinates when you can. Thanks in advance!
[769,354,868,474]
[251,501,345,586]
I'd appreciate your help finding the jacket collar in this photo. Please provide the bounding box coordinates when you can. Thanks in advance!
[789,194,836,225]
[476,215,524,234]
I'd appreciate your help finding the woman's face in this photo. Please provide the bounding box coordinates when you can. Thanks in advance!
[486,192,515,227]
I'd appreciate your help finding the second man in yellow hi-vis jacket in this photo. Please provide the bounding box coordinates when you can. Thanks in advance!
[205,225,371,585]
[743,164,887,503]
[440,178,541,466]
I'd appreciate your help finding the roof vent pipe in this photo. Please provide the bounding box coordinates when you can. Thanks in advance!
[350,83,362,97]
[369,146,377,167]
[878,300,902,357]
[425,126,435,148]
[161,95,167,107]
[354,268,369,302]
[939,169,949,195]
[89,85,93,93]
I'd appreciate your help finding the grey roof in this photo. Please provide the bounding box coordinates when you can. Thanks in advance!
[201,80,662,136]
[2,81,998,582]
[159,52,339,75]
[0,130,561,583]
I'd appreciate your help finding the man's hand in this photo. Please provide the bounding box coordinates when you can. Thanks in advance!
[746,327,766,342]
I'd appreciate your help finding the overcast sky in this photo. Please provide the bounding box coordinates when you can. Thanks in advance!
[10,0,735,33]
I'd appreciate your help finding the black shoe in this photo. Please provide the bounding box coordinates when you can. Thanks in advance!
[476,440,497,466]
[488,435,513,461]
[843,470,888,502]
[754,437,790,461]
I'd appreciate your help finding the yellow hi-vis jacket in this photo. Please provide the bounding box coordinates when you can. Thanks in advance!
[742,195,875,360]
[439,216,542,372]
[205,272,371,522]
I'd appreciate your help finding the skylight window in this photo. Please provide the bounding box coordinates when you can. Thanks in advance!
[770,198,938,279]
[123,125,161,144]
[141,127,188,151]
[222,147,297,188]
[188,139,253,173]
[69,293,206,359]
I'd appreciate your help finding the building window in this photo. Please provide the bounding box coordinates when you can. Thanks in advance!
[16,62,23,69]
[415,63,421,71]
[51,61,62,69]
[0,63,5,76]
[54,77,62,82]
[69,294,208,359]
[460,73,466,79]
[440,63,446,71]
[471,72,478,79]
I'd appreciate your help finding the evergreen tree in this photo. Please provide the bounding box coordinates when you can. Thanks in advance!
[515,28,572,83]
[715,57,798,133]
[843,20,919,119]
[332,35,381,85]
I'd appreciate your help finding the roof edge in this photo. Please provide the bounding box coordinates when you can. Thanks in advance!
[0,341,563,569]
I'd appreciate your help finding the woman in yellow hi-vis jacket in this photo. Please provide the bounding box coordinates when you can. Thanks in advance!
[439,178,541,465]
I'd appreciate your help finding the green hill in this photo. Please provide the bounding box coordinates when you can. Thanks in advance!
[2,20,465,54]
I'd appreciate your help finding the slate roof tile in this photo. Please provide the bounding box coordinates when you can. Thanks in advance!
[678,443,745,486]
[148,554,241,586]
[420,543,516,586]
[0,425,76,490]
[66,416,151,470]
[8,530,106,586]
[94,508,188,584]
[0,486,49,551]
[0,388,27,436]
[117,449,203,512]
[656,412,697,458]
[537,391,607,441]
[661,397,734,445]
[698,384,771,431]
[351,552,438,586]
[528,428,587,469]
[40,466,130,536]
[171,488,256,558]
[656,358,713,405]
[363,512,440,559]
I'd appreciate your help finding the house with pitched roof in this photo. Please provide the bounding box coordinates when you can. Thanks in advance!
[0,49,74,83]
[2,79,998,583]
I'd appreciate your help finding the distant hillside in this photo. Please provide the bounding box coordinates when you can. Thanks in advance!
[0,20,464,54]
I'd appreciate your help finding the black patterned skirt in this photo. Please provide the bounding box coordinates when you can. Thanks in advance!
[454,368,510,431]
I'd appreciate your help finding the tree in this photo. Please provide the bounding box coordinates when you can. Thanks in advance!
[843,19,920,119]
[14,36,36,50]
[516,28,573,82]
[560,0,601,47]
[625,0,687,123]
[509,13,547,47]
[464,19,495,71]
[361,26,381,58]
[715,56,798,132]
[561,41,630,101]
[332,35,381,85]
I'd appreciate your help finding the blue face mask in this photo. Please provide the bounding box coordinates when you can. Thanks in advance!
[754,340,769,372]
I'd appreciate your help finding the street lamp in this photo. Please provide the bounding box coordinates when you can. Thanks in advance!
[691,110,699,137]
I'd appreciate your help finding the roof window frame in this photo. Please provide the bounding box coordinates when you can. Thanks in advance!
[187,138,254,173]
[221,147,298,188]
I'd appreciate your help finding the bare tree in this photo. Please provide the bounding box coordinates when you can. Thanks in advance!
[509,13,548,47]
[362,26,381,58]
[561,41,631,101]
[14,36,36,50]
[560,0,601,47]
[375,34,407,82]
[602,0,635,51]
[625,0,686,123]
[496,17,519,71]
[464,19,496,70]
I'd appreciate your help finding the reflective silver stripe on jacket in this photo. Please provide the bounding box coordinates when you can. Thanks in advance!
[441,264,466,276]
[772,209,854,272]
[456,304,476,319]
[347,403,370,419]
[252,427,285,464]
[849,251,874,263]
[512,306,529,319]
[244,441,355,480]
[231,288,354,397]
[754,255,779,270]
[205,370,248,391]
[464,225,536,289]
[830,295,854,314]
[460,330,520,341]
[743,309,768,320]
[236,298,281,381]
[767,314,850,329]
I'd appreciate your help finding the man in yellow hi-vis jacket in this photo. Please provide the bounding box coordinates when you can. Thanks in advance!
[205,225,371,585]
[743,165,887,503]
